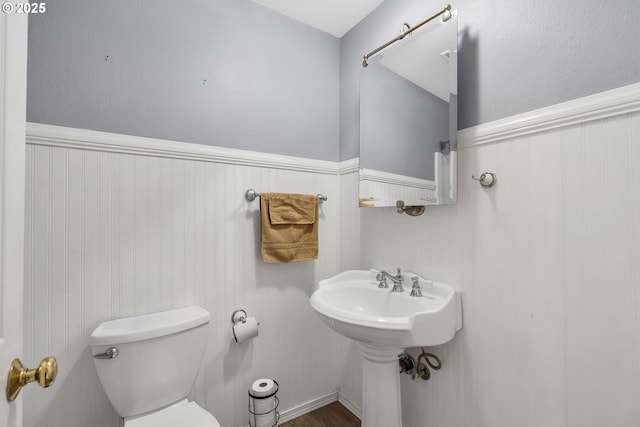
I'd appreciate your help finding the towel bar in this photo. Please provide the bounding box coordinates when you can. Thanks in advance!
[245,189,327,203]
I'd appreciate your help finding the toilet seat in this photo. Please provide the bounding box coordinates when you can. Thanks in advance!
[125,400,221,427]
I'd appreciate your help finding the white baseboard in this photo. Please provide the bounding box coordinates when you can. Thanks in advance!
[337,391,362,420]
[277,391,340,424]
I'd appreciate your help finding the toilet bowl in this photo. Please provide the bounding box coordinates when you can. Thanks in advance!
[125,400,219,427]
[90,306,220,427]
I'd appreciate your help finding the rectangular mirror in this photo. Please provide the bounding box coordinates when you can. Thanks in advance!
[359,13,458,208]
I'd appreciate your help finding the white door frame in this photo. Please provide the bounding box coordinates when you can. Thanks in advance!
[0,6,28,427]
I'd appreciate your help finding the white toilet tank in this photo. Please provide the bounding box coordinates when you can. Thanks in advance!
[90,306,211,418]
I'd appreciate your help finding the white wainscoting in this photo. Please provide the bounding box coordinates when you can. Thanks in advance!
[22,81,640,427]
[23,125,349,427]
[336,168,363,418]
[361,82,640,427]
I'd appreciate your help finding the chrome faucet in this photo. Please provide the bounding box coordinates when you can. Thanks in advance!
[376,268,404,292]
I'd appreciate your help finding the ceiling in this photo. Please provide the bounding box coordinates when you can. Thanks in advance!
[250,0,384,38]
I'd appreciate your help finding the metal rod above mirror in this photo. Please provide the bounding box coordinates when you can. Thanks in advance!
[362,4,452,68]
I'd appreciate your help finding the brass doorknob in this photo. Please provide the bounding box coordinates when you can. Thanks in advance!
[6,356,57,402]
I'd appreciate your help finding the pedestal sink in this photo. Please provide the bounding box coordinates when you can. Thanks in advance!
[310,270,462,427]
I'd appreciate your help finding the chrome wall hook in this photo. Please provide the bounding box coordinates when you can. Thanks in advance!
[471,172,497,188]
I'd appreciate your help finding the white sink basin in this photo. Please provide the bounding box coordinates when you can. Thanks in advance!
[310,270,462,348]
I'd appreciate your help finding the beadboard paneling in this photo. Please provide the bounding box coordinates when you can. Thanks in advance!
[336,170,363,417]
[23,83,640,427]
[361,90,640,426]
[23,138,347,427]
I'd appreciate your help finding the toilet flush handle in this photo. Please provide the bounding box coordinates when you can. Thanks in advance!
[94,347,119,359]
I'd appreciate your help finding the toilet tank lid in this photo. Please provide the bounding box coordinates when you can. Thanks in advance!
[90,306,211,346]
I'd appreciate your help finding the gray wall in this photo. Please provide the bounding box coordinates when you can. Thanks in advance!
[340,0,640,160]
[27,0,640,161]
[360,63,449,180]
[27,0,341,161]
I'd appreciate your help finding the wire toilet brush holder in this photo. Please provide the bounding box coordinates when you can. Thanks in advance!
[248,379,279,427]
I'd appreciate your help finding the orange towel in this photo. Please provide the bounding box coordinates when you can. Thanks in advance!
[260,193,319,262]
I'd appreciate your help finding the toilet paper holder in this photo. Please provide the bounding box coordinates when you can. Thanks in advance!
[231,309,260,344]
[232,309,249,325]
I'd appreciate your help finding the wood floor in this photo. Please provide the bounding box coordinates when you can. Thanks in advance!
[280,402,361,427]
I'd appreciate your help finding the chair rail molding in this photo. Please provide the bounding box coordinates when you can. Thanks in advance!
[459,82,640,147]
[26,122,340,175]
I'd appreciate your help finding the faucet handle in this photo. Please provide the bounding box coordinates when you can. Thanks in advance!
[378,276,389,289]
[374,269,388,281]
[410,277,423,297]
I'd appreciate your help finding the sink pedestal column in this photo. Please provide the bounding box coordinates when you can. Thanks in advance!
[358,343,403,427]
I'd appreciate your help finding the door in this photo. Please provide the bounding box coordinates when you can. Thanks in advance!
[0,6,28,427]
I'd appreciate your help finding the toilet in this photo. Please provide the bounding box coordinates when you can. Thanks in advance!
[90,306,221,427]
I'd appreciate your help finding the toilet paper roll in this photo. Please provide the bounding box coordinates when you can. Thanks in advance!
[251,400,275,427]
[233,317,259,343]
[250,378,277,398]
